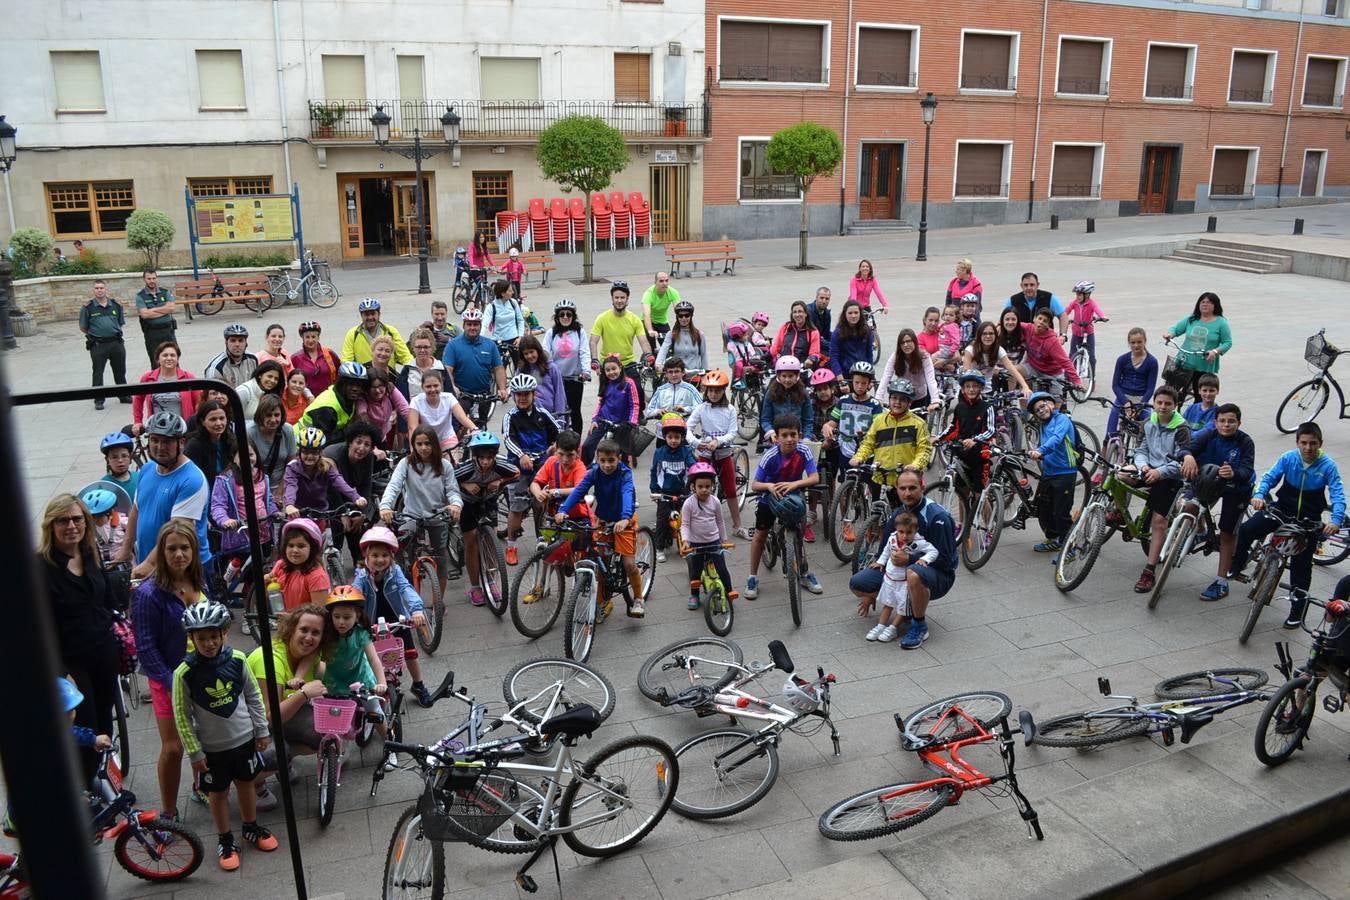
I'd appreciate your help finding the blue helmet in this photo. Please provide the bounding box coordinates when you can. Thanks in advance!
[357,298,382,312]
[467,431,502,453]
[58,678,84,713]
[80,488,118,516]
[767,494,807,526]
[1027,391,1055,411]
[100,432,135,453]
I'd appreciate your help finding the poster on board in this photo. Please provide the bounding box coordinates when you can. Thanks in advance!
[194,196,296,244]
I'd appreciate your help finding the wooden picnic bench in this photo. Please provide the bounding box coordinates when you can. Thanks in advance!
[665,240,742,277]
[515,250,556,288]
[176,273,274,319]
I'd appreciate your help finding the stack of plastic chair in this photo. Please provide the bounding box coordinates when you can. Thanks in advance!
[568,198,587,251]
[528,199,549,252]
[514,211,534,252]
[549,198,572,254]
[495,211,521,254]
[628,192,651,247]
[609,191,632,250]
[590,193,613,251]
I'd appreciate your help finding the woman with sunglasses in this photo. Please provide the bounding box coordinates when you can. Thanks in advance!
[654,300,710,373]
[543,298,591,435]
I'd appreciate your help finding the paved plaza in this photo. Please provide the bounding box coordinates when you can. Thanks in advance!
[5,202,1350,898]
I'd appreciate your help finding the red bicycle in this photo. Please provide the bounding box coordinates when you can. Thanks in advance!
[817,691,1043,841]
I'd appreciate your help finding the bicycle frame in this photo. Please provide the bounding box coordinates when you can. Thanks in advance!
[1073,689,1263,745]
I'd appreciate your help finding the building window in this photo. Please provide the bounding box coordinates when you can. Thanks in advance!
[321,54,366,101]
[1050,145,1102,198]
[481,57,542,102]
[719,19,827,84]
[1145,43,1195,100]
[196,49,246,110]
[954,143,1010,199]
[1210,148,1257,197]
[1303,56,1346,108]
[46,180,135,237]
[50,50,106,112]
[614,53,652,102]
[739,139,798,200]
[960,31,1018,92]
[856,26,917,89]
[1057,38,1110,97]
[188,176,274,198]
[1229,50,1275,104]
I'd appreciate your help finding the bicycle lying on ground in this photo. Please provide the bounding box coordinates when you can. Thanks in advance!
[1276,329,1347,434]
[817,691,1042,841]
[1255,596,1350,767]
[637,636,839,819]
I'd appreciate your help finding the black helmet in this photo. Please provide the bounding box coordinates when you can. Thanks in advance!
[1192,463,1228,508]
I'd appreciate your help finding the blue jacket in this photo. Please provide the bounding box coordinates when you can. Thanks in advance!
[761,388,814,439]
[1255,449,1346,523]
[441,333,502,394]
[828,329,874,377]
[1036,411,1080,477]
[650,443,697,494]
[351,564,424,623]
[1183,402,1217,438]
[502,406,560,465]
[561,461,636,522]
[1187,428,1255,488]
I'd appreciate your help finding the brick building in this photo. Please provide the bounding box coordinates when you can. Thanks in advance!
[703,0,1349,238]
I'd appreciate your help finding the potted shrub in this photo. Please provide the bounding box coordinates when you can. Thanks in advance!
[309,102,346,138]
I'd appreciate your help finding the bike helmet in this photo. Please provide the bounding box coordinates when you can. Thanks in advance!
[554,298,577,314]
[325,584,367,607]
[609,280,630,296]
[767,493,807,526]
[1073,280,1095,295]
[673,300,695,316]
[182,600,232,632]
[781,676,822,714]
[810,368,837,388]
[726,321,749,340]
[886,377,916,399]
[145,412,188,438]
[80,488,118,516]
[462,307,483,323]
[751,311,770,325]
[687,461,717,481]
[508,247,520,258]
[77,479,130,515]
[359,525,400,552]
[957,370,987,389]
[223,324,248,338]
[848,361,877,381]
[454,246,467,256]
[298,320,321,335]
[960,293,980,306]
[702,369,730,389]
[296,427,326,451]
[508,373,539,394]
[58,678,84,713]
[100,431,135,453]
[660,413,687,434]
[357,297,382,312]
[281,518,323,547]
[467,431,502,454]
[775,356,803,373]
[1027,391,1055,412]
[1191,463,1228,508]
[337,361,368,382]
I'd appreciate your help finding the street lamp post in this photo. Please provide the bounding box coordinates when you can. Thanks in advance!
[0,116,18,236]
[370,104,461,294]
[915,93,938,262]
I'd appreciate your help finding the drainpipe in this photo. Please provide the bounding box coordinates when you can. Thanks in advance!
[1277,0,1306,207]
[839,0,854,234]
[273,0,295,203]
[1027,0,1049,222]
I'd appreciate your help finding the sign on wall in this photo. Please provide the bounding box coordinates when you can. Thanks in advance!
[194,195,295,244]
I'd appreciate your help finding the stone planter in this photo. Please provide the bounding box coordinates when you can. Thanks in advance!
[10,312,37,337]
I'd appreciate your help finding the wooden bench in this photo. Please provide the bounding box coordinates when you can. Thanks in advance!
[176,273,275,319]
[515,250,556,288]
[665,240,742,278]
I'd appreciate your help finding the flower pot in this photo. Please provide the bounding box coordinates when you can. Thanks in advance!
[11,312,36,337]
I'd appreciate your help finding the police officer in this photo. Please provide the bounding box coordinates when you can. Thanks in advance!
[135,269,178,367]
[79,279,132,410]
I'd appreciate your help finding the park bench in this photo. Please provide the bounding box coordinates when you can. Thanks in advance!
[176,273,274,319]
[515,250,556,288]
[665,240,742,278]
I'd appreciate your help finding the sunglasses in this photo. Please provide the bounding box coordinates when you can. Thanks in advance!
[54,515,85,527]
[558,311,574,317]
[677,313,693,318]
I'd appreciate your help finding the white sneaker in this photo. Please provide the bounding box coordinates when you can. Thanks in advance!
[866,623,888,641]
[254,784,279,811]
[383,752,400,771]
[734,526,753,540]
[656,551,667,563]
[876,625,899,643]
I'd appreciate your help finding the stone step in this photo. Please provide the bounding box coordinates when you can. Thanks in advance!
[1165,252,1277,275]
[1171,246,1289,272]
[847,220,915,235]
[1193,239,1294,266]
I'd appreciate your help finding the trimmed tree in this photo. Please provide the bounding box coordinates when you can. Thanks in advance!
[126,209,175,270]
[766,122,843,269]
[7,228,54,275]
[536,115,629,283]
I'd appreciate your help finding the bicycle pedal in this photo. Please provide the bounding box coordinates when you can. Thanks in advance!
[694,705,720,718]
[1161,726,1175,746]
[516,874,538,894]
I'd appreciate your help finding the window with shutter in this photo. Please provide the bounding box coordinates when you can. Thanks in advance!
[51,51,106,112]
[961,33,1014,91]
[1050,146,1098,197]
[1057,40,1106,95]
[955,144,1007,198]
[322,55,366,101]
[1211,149,1253,196]
[615,53,651,101]
[398,56,425,101]
[739,140,798,200]
[1303,57,1343,107]
[857,27,914,88]
[1146,45,1191,99]
[196,50,246,110]
[719,20,825,83]
[481,58,541,102]
[1229,52,1272,103]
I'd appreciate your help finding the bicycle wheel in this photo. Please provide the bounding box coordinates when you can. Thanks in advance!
[1075,423,1101,480]
[785,527,804,627]
[1153,668,1268,700]
[510,543,570,639]
[830,480,868,564]
[502,658,616,725]
[736,394,761,441]
[637,636,744,703]
[1148,517,1193,611]
[559,735,678,857]
[112,691,131,774]
[924,481,967,541]
[1069,348,1094,403]
[671,729,778,820]
[1055,501,1107,593]
[122,672,142,712]
[451,284,469,315]
[308,279,340,309]
[1239,551,1280,645]
[902,691,1012,743]
[318,742,339,828]
[478,528,509,618]
[852,509,886,575]
[194,299,224,316]
[355,710,378,748]
[440,772,548,853]
[446,529,465,572]
[818,782,954,841]
[732,449,751,511]
[562,563,598,662]
[1254,675,1315,767]
[113,816,204,882]
[1034,712,1150,748]
[703,578,734,637]
[762,523,779,572]
[382,804,445,900]
[413,560,443,655]
[928,409,953,469]
[242,291,267,314]
[634,526,656,599]
[1275,378,1330,434]
[1314,525,1350,566]
[962,483,1004,572]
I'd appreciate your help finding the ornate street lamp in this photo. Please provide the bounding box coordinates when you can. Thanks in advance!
[916,93,938,262]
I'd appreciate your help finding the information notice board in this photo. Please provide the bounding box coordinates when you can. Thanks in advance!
[194,195,295,244]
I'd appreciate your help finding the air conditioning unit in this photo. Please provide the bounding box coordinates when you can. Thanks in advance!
[669,42,682,56]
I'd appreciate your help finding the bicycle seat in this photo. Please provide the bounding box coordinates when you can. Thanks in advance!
[1175,709,1214,744]
[540,705,603,742]
[768,640,795,673]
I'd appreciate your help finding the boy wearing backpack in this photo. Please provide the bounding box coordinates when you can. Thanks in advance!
[1027,391,1082,554]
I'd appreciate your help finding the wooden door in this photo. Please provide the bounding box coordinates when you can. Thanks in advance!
[1140,147,1174,215]
[649,164,689,243]
[338,177,364,259]
[394,182,417,256]
[1301,151,1324,198]
[472,172,512,250]
[859,144,902,219]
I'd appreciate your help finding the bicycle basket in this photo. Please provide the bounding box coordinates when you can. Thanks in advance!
[309,259,332,282]
[373,637,406,676]
[1161,354,1190,391]
[434,768,518,840]
[311,697,358,738]
[612,422,657,459]
[1305,333,1340,370]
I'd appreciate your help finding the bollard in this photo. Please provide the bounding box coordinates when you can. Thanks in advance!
[1293,218,1304,235]
[1050,214,1059,230]
[1206,216,1217,233]
[1086,218,1095,234]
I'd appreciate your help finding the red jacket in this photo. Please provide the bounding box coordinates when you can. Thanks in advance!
[1020,324,1081,385]
[770,323,821,363]
[133,369,203,425]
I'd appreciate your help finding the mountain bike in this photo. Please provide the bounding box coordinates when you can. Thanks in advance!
[510,504,584,640]
[456,484,511,618]
[1315,524,1350,567]
[1255,596,1350,766]
[847,464,909,575]
[452,267,492,314]
[1145,480,1222,610]
[1067,316,1109,403]
[1087,397,1148,474]
[758,493,810,627]
[391,511,454,654]
[268,249,339,309]
[830,464,875,564]
[1276,329,1346,434]
[1054,452,1154,593]
[638,637,839,819]
[1237,505,1327,644]
[1035,669,1269,748]
[562,520,656,661]
[731,361,766,441]
[924,441,977,542]
[818,692,1042,842]
[961,445,1038,571]
[191,268,271,316]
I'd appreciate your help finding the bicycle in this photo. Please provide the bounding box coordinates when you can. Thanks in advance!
[757,492,811,627]
[1276,329,1346,434]
[1067,315,1109,403]
[804,438,836,551]
[391,511,454,654]
[845,464,910,576]
[452,267,492,314]
[510,499,585,640]
[924,441,978,542]
[458,484,511,618]
[1160,335,1211,404]
[1315,524,1350,567]
[1255,596,1350,767]
[457,390,500,435]
[1034,669,1269,748]
[961,445,1039,571]
[637,637,839,819]
[191,267,271,316]
[1237,504,1327,644]
[731,360,766,441]
[562,520,656,661]
[1054,452,1155,593]
[1087,396,1148,474]
[830,462,878,565]
[1144,477,1223,610]
[817,691,1042,842]
[267,249,339,309]
[660,496,737,635]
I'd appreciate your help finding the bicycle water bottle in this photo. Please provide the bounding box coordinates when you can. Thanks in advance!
[223,557,242,587]
[266,580,285,616]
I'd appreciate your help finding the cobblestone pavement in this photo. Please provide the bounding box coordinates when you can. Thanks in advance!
[4,201,1348,898]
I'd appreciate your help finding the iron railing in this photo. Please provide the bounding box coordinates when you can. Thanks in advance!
[718,65,829,84]
[961,73,1017,91]
[1303,91,1344,107]
[1057,78,1108,96]
[308,99,708,140]
[1145,82,1194,100]
[1229,87,1273,103]
[1211,182,1255,197]
[955,182,1010,198]
[1050,183,1102,198]
[858,70,918,88]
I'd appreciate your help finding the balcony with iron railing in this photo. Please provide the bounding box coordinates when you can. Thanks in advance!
[857,70,919,89]
[955,182,1011,199]
[961,73,1018,92]
[307,99,709,141]
[1210,182,1255,198]
[718,65,829,85]
[1303,91,1345,108]
[1056,78,1109,97]
[1050,183,1102,199]
[1145,83,1194,100]
[1229,87,1274,103]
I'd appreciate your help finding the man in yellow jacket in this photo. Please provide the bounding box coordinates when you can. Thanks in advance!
[850,377,933,491]
[342,298,413,368]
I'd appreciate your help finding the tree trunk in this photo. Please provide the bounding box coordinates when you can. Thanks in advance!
[798,182,810,269]
[582,205,595,283]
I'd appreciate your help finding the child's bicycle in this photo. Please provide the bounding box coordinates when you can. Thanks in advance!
[660,495,736,635]
[0,748,204,889]
[1067,315,1109,402]
[818,691,1042,842]
[637,637,839,818]
[562,519,656,662]
[509,495,585,639]
[756,492,811,627]
[391,510,455,654]
[1255,596,1350,766]
[1054,451,1154,593]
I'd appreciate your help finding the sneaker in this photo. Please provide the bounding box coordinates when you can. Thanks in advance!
[468,587,487,607]
[1134,569,1155,593]
[803,573,823,595]
[190,786,209,806]
[657,551,667,563]
[875,624,900,643]
[866,623,888,641]
[599,597,614,620]
[522,583,544,604]
[900,620,930,650]
[804,524,816,543]
[1033,540,1061,553]
[687,596,700,610]
[1051,546,1080,566]
[628,598,646,618]
[241,822,278,852]
[412,681,434,708]
[254,784,278,812]
[383,752,400,772]
[217,837,240,871]
[744,575,759,600]
[1199,580,1229,601]
[505,545,519,566]
[734,526,753,540]
[1284,597,1307,629]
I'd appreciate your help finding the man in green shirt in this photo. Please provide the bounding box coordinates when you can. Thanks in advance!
[79,279,132,410]
[135,269,178,367]
[589,281,650,409]
[642,272,680,353]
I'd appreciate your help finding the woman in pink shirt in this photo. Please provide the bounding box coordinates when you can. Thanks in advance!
[131,341,202,434]
[848,259,888,314]
[945,258,984,316]
[916,307,943,356]
[256,323,294,373]
[468,231,497,272]
[292,322,340,395]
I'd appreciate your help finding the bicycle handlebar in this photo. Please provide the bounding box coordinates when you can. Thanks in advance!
[293,504,363,518]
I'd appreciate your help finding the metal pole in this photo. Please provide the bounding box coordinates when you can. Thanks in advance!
[414,131,431,295]
[916,121,932,262]
[2,169,14,235]
[0,257,18,349]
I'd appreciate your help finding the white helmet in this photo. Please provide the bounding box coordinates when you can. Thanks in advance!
[781,677,822,714]
[508,373,538,394]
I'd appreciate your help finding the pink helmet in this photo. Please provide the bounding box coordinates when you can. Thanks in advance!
[751,311,770,325]
[810,368,837,387]
[359,525,400,552]
[727,321,749,339]
[687,462,717,481]
[282,517,322,546]
[775,356,803,373]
